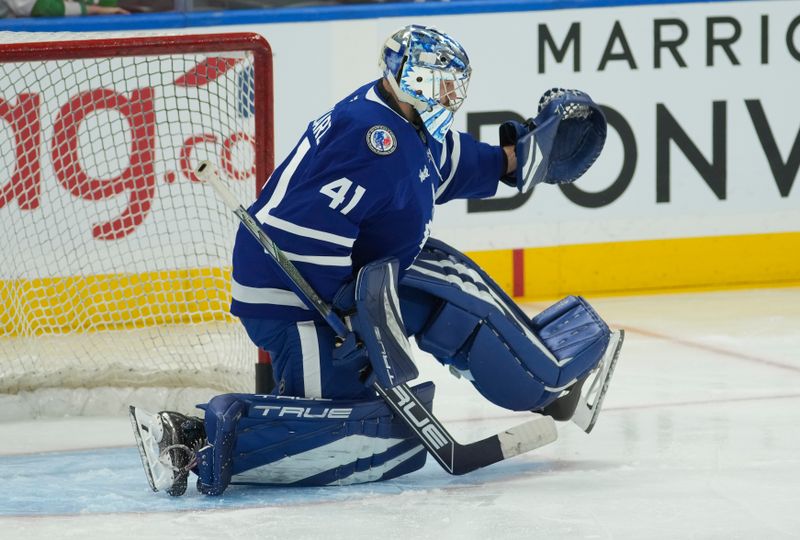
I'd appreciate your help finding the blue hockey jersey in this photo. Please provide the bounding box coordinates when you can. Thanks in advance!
[230,79,505,321]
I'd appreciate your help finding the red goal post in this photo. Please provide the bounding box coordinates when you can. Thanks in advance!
[0,31,274,417]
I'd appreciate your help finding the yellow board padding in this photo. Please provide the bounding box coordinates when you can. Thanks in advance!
[3,232,798,336]
[462,249,514,292]
[0,267,235,337]
[517,231,800,300]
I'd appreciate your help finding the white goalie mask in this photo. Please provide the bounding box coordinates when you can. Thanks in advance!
[379,25,471,143]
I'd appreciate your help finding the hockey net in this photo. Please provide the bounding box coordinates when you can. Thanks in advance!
[0,32,273,418]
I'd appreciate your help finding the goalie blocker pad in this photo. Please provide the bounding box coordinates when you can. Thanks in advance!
[350,257,420,389]
[193,382,434,495]
[399,238,611,412]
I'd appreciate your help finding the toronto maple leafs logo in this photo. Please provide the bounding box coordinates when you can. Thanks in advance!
[419,165,430,182]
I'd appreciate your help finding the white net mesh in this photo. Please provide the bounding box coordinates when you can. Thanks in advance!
[0,32,270,416]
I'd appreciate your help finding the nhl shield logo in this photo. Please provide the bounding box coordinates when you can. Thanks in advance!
[366,125,397,155]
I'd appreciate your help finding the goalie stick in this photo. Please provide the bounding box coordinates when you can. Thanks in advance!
[196,161,557,475]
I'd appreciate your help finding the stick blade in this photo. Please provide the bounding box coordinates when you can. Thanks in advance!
[497,415,558,459]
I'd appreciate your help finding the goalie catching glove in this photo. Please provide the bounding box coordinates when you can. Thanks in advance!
[500,88,607,192]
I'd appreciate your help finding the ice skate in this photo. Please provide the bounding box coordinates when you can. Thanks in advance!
[569,329,625,433]
[129,406,206,496]
[540,375,589,422]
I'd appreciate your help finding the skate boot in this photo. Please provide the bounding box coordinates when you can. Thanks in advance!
[540,376,588,421]
[540,329,625,433]
[129,406,207,496]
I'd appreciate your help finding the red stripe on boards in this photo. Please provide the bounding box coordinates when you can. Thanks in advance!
[513,249,525,297]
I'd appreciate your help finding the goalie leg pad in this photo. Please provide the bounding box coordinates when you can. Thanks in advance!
[195,382,435,495]
[400,238,610,412]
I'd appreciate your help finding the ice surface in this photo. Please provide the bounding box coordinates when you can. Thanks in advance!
[1,288,798,540]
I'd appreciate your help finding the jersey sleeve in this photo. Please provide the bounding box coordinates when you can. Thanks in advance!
[433,129,506,204]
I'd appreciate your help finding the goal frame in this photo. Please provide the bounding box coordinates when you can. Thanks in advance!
[0,31,275,395]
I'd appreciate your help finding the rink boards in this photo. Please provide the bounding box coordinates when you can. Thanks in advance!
[193,0,799,297]
[1,0,798,307]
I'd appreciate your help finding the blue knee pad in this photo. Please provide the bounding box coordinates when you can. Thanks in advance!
[194,382,435,494]
[399,239,610,412]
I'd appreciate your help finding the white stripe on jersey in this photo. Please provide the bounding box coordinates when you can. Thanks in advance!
[435,131,461,200]
[284,251,352,267]
[439,136,448,168]
[255,137,357,248]
[297,321,322,398]
[256,137,356,250]
[262,214,356,247]
[263,137,310,213]
[231,278,310,309]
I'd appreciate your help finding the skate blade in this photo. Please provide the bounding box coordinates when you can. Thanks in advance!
[572,329,625,433]
[129,405,175,492]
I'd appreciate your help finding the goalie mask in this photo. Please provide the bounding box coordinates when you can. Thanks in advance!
[379,25,471,143]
